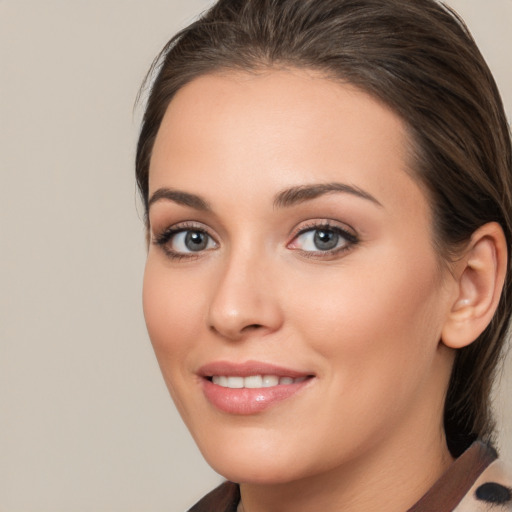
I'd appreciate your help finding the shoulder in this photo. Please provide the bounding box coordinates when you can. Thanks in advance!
[454,458,512,511]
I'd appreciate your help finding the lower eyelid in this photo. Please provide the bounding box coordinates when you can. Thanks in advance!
[298,245,354,261]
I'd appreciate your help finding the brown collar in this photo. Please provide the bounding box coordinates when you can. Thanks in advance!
[407,441,496,511]
[188,480,239,512]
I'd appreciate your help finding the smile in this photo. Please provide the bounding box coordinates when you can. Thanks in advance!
[210,375,308,388]
[199,361,314,414]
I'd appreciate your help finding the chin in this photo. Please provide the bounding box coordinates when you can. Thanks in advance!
[196,433,311,485]
[208,456,304,485]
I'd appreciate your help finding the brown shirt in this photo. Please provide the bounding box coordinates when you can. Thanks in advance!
[188,442,512,512]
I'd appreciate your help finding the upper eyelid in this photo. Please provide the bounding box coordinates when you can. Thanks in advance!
[152,221,216,239]
[290,219,357,239]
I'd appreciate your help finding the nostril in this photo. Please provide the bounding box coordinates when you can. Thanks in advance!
[242,324,263,332]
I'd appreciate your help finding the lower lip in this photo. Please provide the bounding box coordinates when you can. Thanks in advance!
[202,378,312,415]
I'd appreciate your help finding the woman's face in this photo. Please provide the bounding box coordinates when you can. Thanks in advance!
[143,69,457,484]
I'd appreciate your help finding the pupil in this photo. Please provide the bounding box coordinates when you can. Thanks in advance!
[185,231,207,251]
[314,229,338,250]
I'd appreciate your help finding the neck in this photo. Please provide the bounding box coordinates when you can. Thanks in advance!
[238,422,453,512]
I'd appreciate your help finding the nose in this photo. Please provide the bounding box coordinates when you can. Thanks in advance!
[207,250,284,341]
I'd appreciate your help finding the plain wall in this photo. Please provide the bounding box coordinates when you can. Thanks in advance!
[1,1,511,511]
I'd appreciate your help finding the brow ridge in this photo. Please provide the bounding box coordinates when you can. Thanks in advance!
[273,182,382,209]
[148,188,211,211]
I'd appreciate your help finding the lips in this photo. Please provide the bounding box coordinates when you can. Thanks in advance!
[198,360,314,415]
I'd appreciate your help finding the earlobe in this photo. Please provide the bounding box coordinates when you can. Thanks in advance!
[442,222,508,349]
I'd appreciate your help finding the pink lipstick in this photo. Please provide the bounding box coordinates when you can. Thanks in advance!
[198,360,314,415]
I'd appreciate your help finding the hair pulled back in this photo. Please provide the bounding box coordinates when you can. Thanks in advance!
[136,0,512,457]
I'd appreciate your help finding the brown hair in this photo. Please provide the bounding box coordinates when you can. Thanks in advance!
[136,0,512,457]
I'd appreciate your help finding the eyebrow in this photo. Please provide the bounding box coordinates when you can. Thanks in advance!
[147,182,382,212]
[148,188,212,211]
[273,182,383,209]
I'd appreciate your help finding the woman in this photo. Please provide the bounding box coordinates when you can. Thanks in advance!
[136,0,512,510]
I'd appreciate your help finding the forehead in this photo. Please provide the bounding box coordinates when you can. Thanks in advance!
[149,68,427,222]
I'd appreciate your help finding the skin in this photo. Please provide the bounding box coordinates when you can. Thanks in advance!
[143,69,463,512]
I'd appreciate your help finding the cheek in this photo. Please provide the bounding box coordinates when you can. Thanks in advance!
[280,257,448,460]
[142,260,202,365]
[287,250,446,383]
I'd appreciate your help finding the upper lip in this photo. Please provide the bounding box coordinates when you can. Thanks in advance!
[197,360,313,379]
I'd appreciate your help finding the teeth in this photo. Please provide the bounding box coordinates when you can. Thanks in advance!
[226,376,244,388]
[211,375,307,389]
[262,375,279,387]
[244,375,263,388]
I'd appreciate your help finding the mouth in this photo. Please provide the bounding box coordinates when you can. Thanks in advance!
[198,361,315,415]
[208,375,309,388]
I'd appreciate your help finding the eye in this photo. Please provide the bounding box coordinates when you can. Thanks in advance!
[288,224,357,255]
[172,230,216,252]
[153,224,218,259]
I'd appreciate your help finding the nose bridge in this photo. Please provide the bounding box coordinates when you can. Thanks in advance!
[207,241,282,340]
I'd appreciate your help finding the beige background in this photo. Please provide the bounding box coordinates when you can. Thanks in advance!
[1,1,511,511]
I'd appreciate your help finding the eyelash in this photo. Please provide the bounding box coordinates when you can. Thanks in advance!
[152,222,218,261]
[152,220,358,261]
[288,221,358,259]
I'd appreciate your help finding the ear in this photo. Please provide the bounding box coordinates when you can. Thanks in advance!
[442,222,508,349]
